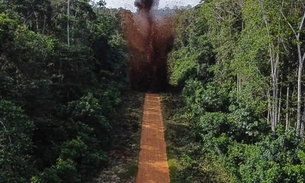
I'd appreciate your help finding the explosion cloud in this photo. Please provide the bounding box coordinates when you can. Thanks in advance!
[121,0,175,92]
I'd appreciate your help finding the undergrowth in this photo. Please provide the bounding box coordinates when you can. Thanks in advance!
[161,91,231,183]
[90,90,144,183]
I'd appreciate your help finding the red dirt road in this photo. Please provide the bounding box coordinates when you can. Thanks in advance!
[136,93,170,183]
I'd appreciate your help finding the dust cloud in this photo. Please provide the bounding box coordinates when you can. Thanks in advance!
[121,0,175,92]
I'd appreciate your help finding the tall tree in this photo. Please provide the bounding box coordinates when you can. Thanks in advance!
[281,2,305,136]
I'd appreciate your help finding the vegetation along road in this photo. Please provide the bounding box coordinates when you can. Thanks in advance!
[1,0,305,183]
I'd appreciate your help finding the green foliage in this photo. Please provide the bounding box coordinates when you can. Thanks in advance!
[67,93,111,135]
[163,93,232,183]
[0,99,34,183]
[0,1,128,182]
[225,129,305,183]
[168,7,214,87]
[31,158,78,183]
[169,0,305,182]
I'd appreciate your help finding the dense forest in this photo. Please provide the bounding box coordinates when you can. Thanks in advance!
[1,0,305,182]
[167,0,305,182]
[0,0,129,182]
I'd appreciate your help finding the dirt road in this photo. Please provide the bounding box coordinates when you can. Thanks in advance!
[136,93,170,183]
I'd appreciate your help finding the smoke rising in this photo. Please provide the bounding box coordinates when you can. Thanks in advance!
[134,0,159,10]
[122,0,175,92]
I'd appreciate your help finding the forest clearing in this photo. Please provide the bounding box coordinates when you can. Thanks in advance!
[1,0,305,182]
